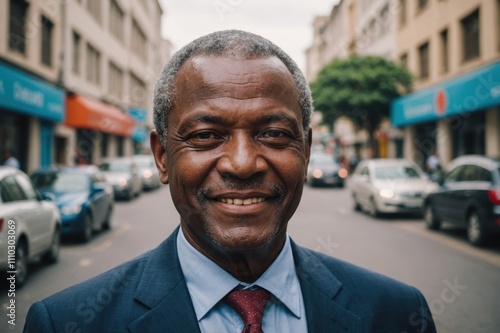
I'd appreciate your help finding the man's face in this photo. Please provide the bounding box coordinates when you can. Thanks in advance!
[152,55,311,253]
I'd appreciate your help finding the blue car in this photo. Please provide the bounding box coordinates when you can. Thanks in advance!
[31,166,114,242]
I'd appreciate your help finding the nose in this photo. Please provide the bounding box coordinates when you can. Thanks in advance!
[216,132,268,180]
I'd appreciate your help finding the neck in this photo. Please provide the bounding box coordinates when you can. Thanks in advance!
[182,226,287,283]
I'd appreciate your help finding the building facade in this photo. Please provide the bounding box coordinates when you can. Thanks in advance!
[392,0,500,167]
[0,0,65,173]
[0,0,171,172]
[306,0,400,160]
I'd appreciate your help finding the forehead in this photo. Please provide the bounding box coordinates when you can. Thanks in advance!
[172,55,300,110]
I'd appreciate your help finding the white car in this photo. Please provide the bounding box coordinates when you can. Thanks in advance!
[349,159,434,217]
[132,154,161,191]
[0,167,61,287]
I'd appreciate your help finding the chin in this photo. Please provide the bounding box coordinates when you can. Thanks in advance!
[206,225,282,252]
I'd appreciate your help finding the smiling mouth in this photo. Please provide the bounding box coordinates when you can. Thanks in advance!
[217,198,267,205]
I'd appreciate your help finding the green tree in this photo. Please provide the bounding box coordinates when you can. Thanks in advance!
[310,56,412,155]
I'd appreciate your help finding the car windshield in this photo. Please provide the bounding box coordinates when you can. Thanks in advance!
[99,162,130,172]
[311,155,335,165]
[32,173,90,192]
[374,165,421,180]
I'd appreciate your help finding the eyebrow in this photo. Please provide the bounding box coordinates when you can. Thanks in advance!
[177,112,300,133]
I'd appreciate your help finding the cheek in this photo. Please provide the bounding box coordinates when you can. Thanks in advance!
[169,150,219,188]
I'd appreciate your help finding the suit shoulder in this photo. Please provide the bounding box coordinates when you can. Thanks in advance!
[41,249,150,307]
[296,245,419,296]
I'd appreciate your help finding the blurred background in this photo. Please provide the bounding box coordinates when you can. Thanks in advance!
[0,0,499,332]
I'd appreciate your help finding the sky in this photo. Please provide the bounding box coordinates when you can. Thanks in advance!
[160,0,339,73]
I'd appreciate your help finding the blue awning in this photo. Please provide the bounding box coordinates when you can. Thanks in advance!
[0,62,65,122]
[391,61,500,126]
[132,127,148,142]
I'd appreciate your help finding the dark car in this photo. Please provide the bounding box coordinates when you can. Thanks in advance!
[31,166,114,242]
[307,154,348,187]
[423,155,500,246]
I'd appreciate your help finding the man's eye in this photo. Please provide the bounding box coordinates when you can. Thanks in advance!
[187,132,223,148]
[262,130,287,138]
[193,132,218,140]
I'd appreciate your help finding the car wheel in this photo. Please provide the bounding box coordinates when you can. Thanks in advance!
[367,197,380,218]
[42,228,60,264]
[424,204,441,230]
[102,207,112,231]
[353,195,361,211]
[80,213,93,243]
[15,241,28,288]
[126,189,134,201]
[467,211,487,246]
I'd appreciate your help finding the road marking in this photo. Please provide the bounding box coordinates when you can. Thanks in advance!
[92,239,113,252]
[112,223,132,237]
[79,258,93,267]
[393,222,500,268]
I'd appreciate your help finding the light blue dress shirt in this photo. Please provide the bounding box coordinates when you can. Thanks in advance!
[177,228,308,333]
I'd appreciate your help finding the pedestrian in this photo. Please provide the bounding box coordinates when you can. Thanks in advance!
[426,152,441,181]
[23,30,436,333]
[2,149,20,169]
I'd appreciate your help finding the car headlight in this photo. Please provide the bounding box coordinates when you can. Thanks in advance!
[61,205,82,215]
[312,169,323,178]
[143,170,153,179]
[379,189,394,198]
[338,168,348,179]
[118,178,128,186]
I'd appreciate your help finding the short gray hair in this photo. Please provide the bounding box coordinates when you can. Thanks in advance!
[153,30,313,149]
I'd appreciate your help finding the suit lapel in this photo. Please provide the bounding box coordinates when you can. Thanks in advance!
[128,228,201,333]
[292,241,363,333]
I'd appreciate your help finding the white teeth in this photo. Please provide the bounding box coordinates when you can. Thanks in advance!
[218,198,266,205]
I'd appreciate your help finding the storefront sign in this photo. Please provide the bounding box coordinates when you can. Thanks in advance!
[0,63,64,122]
[129,108,148,142]
[391,62,500,126]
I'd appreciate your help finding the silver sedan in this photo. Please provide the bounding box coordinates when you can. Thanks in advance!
[349,159,435,217]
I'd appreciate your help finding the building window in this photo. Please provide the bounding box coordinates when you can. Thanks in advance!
[418,41,430,80]
[417,0,428,11]
[462,9,480,62]
[86,0,101,24]
[109,0,124,42]
[86,43,101,84]
[129,72,147,108]
[109,62,123,100]
[400,53,408,68]
[131,19,148,61]
[8,0,29,54]
[72,31,81,74]
[41,16,53,66]
[440,29,449,73]
[399,0,407,26]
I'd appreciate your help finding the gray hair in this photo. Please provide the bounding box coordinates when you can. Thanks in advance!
[153,30,313,149]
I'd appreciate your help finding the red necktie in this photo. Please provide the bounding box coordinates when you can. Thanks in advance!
[224,289,271,333]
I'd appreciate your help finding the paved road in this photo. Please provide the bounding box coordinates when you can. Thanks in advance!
[1,185,499,332]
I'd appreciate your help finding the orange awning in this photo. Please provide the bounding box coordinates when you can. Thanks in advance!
[65,95,135,137]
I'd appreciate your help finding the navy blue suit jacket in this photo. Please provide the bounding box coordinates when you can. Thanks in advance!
[24,228,436,332]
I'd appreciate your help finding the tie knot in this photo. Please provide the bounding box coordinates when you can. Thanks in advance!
[224,289,271,329]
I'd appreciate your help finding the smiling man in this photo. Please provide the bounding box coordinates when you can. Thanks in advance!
[24,30,436,333]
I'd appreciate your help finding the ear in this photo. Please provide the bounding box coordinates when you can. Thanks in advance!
[304,128,312,182]
[150,130,169,184]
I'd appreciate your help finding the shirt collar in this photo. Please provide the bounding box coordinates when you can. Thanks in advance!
[177,227,302,320]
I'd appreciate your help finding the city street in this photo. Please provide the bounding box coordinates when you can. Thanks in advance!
[2,184,500,333]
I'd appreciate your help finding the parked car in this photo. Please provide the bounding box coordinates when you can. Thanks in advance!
[31,166,114,242]
[132,154,161,191]
[99,158,142,200]
[0,167,61,287]
[350,159,433,217]
[423,155,500,246]
[307,154,348,187]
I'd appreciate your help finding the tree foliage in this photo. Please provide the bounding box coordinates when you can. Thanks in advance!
[310,56,412,139]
